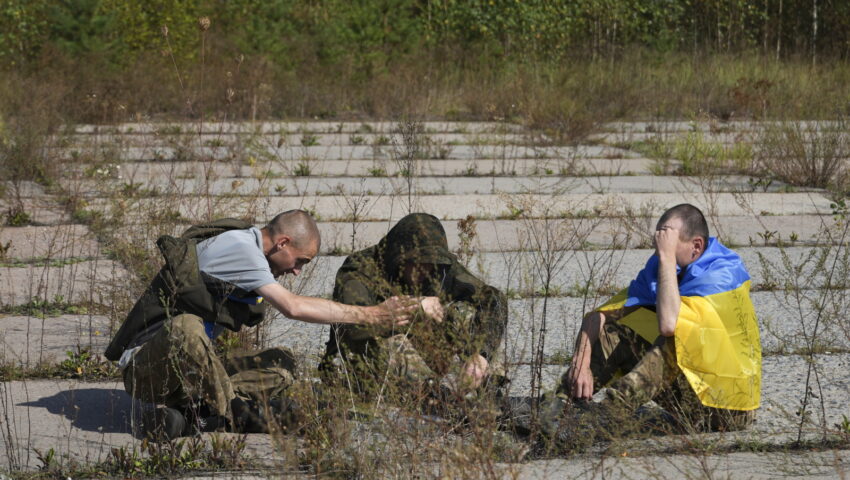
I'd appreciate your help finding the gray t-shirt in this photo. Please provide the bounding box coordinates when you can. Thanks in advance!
[118,227,276,368]
[196,227,276,293]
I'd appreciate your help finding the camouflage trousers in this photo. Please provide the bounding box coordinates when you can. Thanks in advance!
[122,314,296,417]
[330,333,506,401]
[557,320,754,432]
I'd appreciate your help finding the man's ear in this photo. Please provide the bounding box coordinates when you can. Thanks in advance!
[692,236,706,257]
[275,235,291,249]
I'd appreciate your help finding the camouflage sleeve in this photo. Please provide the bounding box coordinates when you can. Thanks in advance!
[334,270,378,306]
[470,284,508,360]
[332,260,389,341]
[445,266,508,361]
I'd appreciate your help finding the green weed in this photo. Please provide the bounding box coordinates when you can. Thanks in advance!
[0,295,89,318]
[294,162,312,176]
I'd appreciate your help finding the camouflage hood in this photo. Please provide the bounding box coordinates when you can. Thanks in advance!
[377,213,455,281]
[325,212,508,371]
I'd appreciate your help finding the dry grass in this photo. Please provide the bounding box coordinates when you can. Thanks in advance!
[3,43,850,478]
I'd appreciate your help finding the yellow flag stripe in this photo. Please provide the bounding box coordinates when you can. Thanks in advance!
[594,281,761,411]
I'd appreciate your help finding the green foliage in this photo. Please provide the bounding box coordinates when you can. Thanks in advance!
[423,0,684,57]
[368,166,387,177]
[1,295,89,318]
[4,207,30,226]
[59,347,118,379]
[46,0,123,58]
[5,0,850,69]
[756,121,850,191]
[673,132,753,175]
[0,0,48,65]
[0,347,116,381]
[97,0,203,59]
[294,162,312,176]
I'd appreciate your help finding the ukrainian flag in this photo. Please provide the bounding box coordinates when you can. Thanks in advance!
[596,237,761,411]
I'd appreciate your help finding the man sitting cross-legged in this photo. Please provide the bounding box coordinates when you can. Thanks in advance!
[105,210,427,439]
[320,213,508,411]
[538,203,761,442]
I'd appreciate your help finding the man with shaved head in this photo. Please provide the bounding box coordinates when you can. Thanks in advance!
[106,210,423,439]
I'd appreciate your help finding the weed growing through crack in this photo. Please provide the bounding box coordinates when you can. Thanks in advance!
[755,120,850,192]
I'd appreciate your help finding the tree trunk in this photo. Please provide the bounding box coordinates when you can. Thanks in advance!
[776,0,782,60]
[812,0,818,66]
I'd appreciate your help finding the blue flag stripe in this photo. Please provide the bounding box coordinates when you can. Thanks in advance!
[625,237,751,307]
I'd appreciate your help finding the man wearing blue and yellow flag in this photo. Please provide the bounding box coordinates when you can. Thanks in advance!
[555,203,761,433]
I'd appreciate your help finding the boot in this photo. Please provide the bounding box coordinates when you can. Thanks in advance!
[230,397,269,433]
[140,406,190,441]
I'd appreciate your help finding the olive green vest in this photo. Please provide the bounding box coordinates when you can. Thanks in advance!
[105,219,267,361]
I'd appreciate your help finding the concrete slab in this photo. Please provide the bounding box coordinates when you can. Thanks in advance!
[0,315,111,366]
[503,449,850,479]
[63,132,531,148]
[71,121,524,135]
[591,129,759,143]
[1,181,47,198]
[0,260,130,306]
[190,245,849,300]
[0,197,70,226]
[0,279,818,368]
[0,225,100,261]
[63,158,657,184]
[603,121,760,134]
[13,243,828,312]
[110,214,836,258]
[315,214,834,253]
[62,175,815,198]
[58,144,637,163]
[603,120,845,134]
[5,285,835,379]
[81,191,833,225]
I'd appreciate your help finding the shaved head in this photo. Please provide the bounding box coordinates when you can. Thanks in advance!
[266,209,321,251]
[657,203,709,244]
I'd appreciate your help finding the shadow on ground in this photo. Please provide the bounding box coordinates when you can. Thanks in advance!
[19,387,140,435]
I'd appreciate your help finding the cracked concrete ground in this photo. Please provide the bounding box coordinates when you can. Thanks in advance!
[2,121,848,477]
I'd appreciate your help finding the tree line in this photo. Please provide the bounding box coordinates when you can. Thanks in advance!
[2,0,849,70]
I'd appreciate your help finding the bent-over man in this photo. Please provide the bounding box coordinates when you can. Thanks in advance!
[321,213,508,406]
[105,210,423,439]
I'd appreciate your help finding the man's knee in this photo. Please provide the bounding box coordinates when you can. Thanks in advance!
[167,314,207,340]
[164,314,215,357]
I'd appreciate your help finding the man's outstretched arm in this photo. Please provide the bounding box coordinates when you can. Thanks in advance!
[256,283,420,327]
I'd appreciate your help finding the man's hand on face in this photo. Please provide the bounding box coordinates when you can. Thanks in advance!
[419,296,445,323]
[654,225,680,262]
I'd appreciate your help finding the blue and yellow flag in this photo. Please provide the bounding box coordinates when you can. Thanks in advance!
[597,238,761,411]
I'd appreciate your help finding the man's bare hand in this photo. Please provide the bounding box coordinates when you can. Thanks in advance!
[371,296,420,327]
[419,296,445,323]
[461,354,489,389]
[654,225,680,261]
[566,362,594,400]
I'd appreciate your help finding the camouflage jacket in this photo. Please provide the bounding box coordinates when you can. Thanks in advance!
[322,213,507,366]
